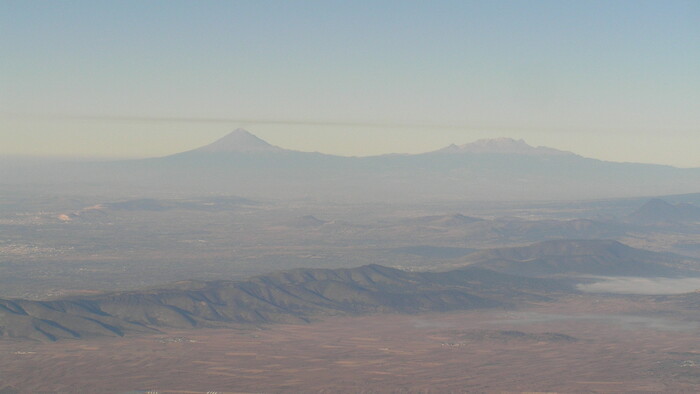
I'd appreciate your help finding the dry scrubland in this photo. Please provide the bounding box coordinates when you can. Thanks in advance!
[2,185,700,393]
[2,296,700,393]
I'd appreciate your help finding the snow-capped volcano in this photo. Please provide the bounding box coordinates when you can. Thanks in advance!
[437,137,573,156]
[193,128,284,153]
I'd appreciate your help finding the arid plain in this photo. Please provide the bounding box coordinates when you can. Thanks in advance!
[4,133,700,393]
[5,1,700,391]
[3,295,700,393]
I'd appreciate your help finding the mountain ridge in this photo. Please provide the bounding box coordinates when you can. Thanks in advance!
[182,130,579,159]
[6,129,700,202]
[0,264,566,342]
[628,199,700,224]
[465,239,699,277]
[3,240,699,342]
[435,137,575,156]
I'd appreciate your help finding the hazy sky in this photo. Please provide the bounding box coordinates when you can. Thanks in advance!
[1,1,699,166]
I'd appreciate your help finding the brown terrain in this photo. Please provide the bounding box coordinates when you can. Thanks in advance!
[2,295,700,393]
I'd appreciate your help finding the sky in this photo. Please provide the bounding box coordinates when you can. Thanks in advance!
[1,0,699,166]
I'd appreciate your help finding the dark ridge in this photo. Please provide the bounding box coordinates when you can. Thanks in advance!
[628,199,700,224]
[0,264,568,342]
[464,239,699,277]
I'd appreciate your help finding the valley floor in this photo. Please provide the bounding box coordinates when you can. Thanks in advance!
[2,295,700,393]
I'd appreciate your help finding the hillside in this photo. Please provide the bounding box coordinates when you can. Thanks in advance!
[464,239,700,277]
[0,264,567,342]
[628,199,700,224]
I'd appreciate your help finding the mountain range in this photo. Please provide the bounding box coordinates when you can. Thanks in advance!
[191,129,575,156]
[463,239,699,277]
[2,239,697,342]
[4,129,700,201]
[0,264,565,342]
[627,199,700,224]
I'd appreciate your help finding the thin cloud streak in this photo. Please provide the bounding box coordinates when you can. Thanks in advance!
[4,112,698,135]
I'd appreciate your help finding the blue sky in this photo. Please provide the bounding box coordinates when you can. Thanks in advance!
[1,1,699,165]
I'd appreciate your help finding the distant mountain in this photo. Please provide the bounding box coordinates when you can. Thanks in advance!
[465,239,699,277]
[190,128,285,153]
[130,131,700,201]
[0,264,566,342]
[6,129,700,202]
[628,199,700,224]
[466,218,627,242]
[436,137,574,156]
